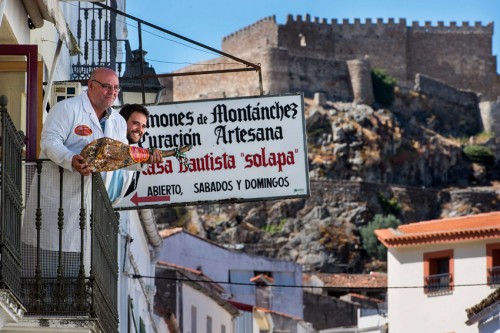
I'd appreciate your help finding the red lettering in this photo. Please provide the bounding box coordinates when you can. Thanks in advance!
[243,148,296,172]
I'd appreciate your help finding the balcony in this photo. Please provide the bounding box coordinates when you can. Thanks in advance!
[487,266,500,285]
[0,97,119,332]
[0,96,25,328]
[424,273,452,294]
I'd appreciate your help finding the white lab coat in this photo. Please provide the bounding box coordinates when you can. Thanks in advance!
[22,92,136,255]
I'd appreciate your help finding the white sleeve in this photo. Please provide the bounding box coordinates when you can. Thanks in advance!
[40,102,76,171]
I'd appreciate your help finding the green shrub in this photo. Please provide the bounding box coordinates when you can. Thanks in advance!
[462,144,495,165]
[262,218,287,233]
[377,192,401,216]
[360,214,401,260]
[372,68,396,107]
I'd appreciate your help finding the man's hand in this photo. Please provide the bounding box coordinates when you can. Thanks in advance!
[72,154,91,176]
[148,148,163,164]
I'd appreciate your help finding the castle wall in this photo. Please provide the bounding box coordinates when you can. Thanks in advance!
[172,58,263,101]
[480,100,500,136]
[222,16,279,56]
[172,15,499,102]
[215,15,499,101]
[407,22,496,98]
[172,48,353,101]
[265,48,353,99]
[277,16,409,80]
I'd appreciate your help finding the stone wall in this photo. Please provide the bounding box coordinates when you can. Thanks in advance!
[172,15,498,101]
[303,292,357,330]
[222,16,279,55]
[308,180,442,224]
[171,48,353,101]
[407,21,496,98]
[480,100,500,136]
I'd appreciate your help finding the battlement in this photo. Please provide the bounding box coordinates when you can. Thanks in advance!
[283,14,493,33]
[222,15,277,42]
[285,14,408,28]
[410,20,493,34]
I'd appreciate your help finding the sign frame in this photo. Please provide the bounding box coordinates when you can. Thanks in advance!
[114,93,310,210]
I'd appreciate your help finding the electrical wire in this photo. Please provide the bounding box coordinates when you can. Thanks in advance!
[129,274,492,290]
[62,1,249,70]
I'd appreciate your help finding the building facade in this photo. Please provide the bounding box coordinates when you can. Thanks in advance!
[375,212,500,333]
[0,1,162,332]
[159,228,304,319]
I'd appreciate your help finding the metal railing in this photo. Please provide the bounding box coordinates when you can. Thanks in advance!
[21,161,119,333]
[488,266,500,285]
[0,95,25,302]
[70,1,263,100]
[424,273,452,293]
[0,93,118,331]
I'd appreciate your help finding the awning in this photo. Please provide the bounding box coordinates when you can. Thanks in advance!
[22,0,81,56]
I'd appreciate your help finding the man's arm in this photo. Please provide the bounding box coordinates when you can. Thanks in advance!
[40,102,78,171]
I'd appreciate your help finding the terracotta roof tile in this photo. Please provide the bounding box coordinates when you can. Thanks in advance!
[375,211,500,248]
[256,306,303,321]
[157,261,204,277]
[466,288,500,320]
[156,261,225,293]
[303,273,387,289]
[345,292,384,303]
[159,227,183,238]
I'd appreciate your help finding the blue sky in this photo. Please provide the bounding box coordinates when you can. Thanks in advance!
[125,0,500,74]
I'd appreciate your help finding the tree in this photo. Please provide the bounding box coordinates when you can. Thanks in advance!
[371,68,396,107]
[462,144,495,165]
[360,214,401,260]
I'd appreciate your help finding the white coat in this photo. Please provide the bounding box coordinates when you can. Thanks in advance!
[22,92,137,254]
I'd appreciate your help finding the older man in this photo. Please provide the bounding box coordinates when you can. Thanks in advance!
[42,67,126,175]
[22,67,135,278]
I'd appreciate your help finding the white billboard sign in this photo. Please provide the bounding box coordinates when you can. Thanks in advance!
[115,93,310,210]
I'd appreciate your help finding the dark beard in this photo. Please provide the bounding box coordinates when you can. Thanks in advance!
[127,133,140,144]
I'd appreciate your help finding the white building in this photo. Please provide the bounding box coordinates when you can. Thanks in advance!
[159,228,304,319]
[229,300,317,333]
[118,209,163,333]
[375,211,500,333]
[0,1,161,332]
[154,261,239,333]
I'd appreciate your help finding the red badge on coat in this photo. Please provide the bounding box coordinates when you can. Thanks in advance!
[74,125,93,136]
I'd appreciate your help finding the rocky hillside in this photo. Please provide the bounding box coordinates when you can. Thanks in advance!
[155,74,500,273]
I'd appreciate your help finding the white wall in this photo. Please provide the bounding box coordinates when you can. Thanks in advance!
[118,210,157,333]
[3,0,30,44]
[387,240,499,333]
[160,232,303,318]
[182,284,234,333]
[357,308,387,332]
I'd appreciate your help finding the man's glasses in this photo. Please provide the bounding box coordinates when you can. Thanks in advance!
[91,79,121,92]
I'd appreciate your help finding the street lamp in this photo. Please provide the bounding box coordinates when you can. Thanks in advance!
[119,47,163,105]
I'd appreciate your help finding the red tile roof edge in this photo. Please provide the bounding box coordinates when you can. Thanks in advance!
[376,227,500,248]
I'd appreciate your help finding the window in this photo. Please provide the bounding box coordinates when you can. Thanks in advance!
[221,324,226,333]
[487,243,500,285]
[207,316,212,333]
[298,33,307,47]
[252,271,274,309]
[423,250,454,294]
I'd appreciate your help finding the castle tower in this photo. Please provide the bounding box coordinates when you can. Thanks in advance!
[347,58,375,105]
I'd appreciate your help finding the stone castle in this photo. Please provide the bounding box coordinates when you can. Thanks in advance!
[169,15,499,102]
